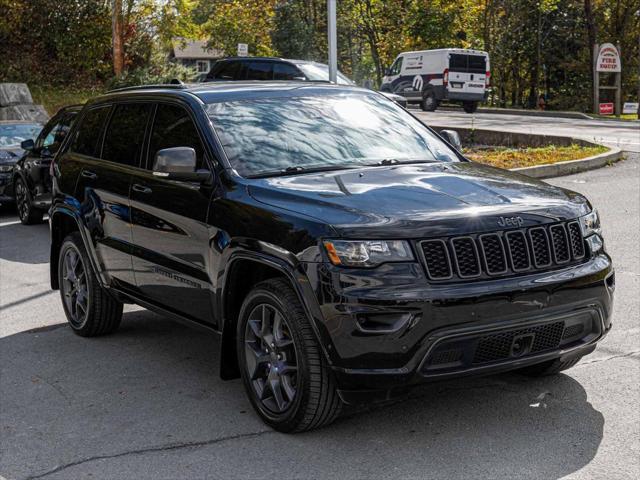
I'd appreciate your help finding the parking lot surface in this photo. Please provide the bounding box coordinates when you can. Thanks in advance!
[1,155,638,480]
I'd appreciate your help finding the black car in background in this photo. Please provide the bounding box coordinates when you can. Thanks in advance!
[204,56,408,107]
[13,105,80,224]
[49,82,612,432]
[0,121,43,206]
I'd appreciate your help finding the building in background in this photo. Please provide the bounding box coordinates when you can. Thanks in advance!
[169,40,223,76]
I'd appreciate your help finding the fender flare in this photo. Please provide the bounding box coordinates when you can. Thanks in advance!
[49,205,107,290]
[218,250,333,380]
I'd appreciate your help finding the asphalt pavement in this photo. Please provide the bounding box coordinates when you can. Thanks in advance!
[413,108,640,153]
[0,156,638,480]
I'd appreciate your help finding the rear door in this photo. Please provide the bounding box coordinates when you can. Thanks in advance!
[246,61,274,80]
[72,102,152,288]
[447,53,487,95]
[129,102,216,324]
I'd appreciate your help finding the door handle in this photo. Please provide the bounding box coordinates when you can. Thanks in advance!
[81,170,97,180]
[132,184,152,194]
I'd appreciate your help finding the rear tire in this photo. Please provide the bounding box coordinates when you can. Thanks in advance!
[15,177,43,225]
[237,278,342,432]
[516,356,583,377]
[463,101,479,114]
[420,91,438,111]
[58,232,123,337]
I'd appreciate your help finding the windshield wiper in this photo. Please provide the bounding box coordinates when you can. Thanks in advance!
[367,158,438,166]
[247,164,359,179]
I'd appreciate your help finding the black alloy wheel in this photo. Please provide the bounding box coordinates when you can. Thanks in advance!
[15,177,43,225]
[237,279,342,432]
[60,243,89,328]
[244,303,299,414]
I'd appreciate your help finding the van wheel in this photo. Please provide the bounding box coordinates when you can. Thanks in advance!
[237,278,342,432]
[421,91,438,112]
[58,233,123,336]
[463,101,479,114]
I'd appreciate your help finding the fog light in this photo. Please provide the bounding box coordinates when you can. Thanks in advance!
[586,234,603,254]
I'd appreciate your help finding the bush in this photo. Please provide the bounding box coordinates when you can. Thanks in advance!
[106,53,197,90]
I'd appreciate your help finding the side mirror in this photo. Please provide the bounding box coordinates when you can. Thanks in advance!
[152,147,210,182]
[384,68,391,76]
[20,139,34,151]
[439,129,462,151]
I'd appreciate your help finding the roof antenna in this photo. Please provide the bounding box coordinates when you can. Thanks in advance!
[169,78,184,85]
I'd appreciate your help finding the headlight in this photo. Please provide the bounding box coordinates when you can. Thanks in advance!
[0,165,13,173]
[579,210,601,237]
[323,240,414,267]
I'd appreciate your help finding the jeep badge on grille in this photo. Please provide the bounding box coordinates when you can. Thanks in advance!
[497,216,524,228]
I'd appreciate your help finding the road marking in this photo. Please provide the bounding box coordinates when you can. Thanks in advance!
[0,219,21,227]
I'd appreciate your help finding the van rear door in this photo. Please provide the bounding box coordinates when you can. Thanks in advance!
[447,54,487,96]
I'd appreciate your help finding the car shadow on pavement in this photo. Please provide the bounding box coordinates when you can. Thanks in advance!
[0,220,50,264]
[0,310,604,480]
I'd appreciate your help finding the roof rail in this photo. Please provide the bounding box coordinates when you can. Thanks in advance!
[107,82,188,93]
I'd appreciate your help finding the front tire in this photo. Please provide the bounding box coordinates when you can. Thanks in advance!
[463,101,479,113]
[420,91,438,111]
[14,177,43,225]
[237,278,342,432]
[58,233,123,336]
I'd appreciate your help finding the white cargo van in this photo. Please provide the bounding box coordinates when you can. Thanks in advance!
[380,48,490,113]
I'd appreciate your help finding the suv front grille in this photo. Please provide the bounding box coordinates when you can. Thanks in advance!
[418,220,587,282]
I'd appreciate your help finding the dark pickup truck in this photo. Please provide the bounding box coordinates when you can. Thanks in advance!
[49,82,613,432]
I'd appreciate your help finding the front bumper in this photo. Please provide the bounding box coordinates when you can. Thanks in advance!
[302,253,614,400]
[0,172,14,202]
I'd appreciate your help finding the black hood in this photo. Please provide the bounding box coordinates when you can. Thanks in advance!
[0,147,23,165]
[247,162,591,238]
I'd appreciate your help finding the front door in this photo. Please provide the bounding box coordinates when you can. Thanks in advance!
[129,102,215,325]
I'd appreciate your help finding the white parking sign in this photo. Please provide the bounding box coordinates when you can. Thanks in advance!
[237,43,248,56]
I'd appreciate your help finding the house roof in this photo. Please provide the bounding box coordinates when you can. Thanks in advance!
[172,40,223,60]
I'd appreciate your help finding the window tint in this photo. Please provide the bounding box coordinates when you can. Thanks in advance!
[247,61,273,80]
[449,54,486,74]
[40,112,76,154]
[390,57,403,75]
[213,61,240,80]
[70,107,110,157]
[148,104,206,171]
[273,62,302,80]
[102,103,152,167]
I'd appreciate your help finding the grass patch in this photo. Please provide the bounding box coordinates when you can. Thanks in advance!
[30,85,104,116]
[464,144,609,169]
[591,113,638,121]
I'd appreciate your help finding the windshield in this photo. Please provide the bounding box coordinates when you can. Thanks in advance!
[296,63,354,85]
[207,92,459,177]
[0,124,42,148]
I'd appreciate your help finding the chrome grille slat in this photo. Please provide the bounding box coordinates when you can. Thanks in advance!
[418,220,587,282]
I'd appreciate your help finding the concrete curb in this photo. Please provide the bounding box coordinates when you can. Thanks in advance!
[428,124,624,179]
[510,147,624,179]
[437,105,593,120]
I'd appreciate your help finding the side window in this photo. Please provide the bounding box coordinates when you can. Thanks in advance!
[40,112,76,154]
[70,106,110,157]
[247,61,273,80]
[390,57,403,76]
[102,103,152,167]
[148,104,207,171]
[273,62,302,80]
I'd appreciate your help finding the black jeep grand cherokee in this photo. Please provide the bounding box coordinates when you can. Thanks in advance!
[50,82,613,432]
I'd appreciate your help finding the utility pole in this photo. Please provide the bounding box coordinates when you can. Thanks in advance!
[327,0,337,83]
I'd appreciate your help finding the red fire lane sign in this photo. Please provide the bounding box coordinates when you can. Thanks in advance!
[599,103,614,115]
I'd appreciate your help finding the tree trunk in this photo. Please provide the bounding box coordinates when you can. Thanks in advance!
[584,0,598,108]
[112,0,124,76]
